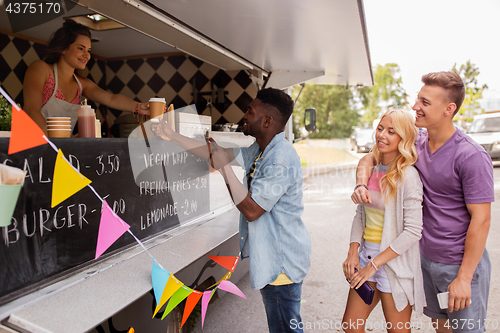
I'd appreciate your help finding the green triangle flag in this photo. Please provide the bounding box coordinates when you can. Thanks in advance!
[161,285,193,320]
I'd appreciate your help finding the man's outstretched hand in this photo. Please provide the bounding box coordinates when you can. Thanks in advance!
[151,120,174,141]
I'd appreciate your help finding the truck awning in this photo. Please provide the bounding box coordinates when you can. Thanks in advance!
[0,0,373,88]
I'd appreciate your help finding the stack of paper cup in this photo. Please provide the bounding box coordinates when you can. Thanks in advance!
[47,117,71,138]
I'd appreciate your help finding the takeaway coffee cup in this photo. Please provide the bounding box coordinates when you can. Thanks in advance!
[149,97,166,122]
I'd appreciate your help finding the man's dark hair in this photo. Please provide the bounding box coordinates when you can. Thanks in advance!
[44,19,92,64]
[256,88,294,128]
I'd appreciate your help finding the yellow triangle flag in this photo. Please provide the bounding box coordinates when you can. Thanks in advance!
[153,274,184,318]
[208,271,232,289]
[51,149,92,207]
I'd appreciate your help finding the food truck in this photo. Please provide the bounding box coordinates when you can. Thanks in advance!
[0,0,373,332]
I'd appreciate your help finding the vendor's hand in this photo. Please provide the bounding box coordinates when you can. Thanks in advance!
[151,120,174,141]
[140,103,150,116]
[351,186,372,205]
[342,253,360,281]
[447,277,472,312]
[207,137,230,170]
[349,262,376,290]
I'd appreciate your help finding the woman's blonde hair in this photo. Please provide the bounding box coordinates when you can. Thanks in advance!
[372,108,418,202]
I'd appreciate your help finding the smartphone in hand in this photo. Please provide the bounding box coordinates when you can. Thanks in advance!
[437,291,471,309]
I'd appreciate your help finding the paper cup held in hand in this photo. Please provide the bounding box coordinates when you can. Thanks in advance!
[149,97,166,120]
[0,184,22,226]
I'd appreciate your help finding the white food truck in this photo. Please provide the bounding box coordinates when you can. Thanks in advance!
[0,0,373,332]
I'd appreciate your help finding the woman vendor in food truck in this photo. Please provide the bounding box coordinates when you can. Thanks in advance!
[22,19,151,135]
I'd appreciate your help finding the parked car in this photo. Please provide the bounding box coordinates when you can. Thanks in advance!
[467,113,500,160]
[351,127,375,153]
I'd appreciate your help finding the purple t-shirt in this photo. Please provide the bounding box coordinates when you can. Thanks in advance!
[415,129,494,265]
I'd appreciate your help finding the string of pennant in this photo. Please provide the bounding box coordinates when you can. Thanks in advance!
[0,87,245,329]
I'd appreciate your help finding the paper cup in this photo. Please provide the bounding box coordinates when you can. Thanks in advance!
[0,184,22,227]
[47,122,70,127]
[48,129,72,138]
[149,98,166,120]
[47,117,71,122]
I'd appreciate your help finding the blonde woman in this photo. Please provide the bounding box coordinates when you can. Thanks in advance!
[342,109,425,333]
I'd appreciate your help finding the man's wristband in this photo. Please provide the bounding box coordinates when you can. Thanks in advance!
[354,184,368,191]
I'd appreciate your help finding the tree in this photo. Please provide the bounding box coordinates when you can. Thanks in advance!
[360,63,408,126]
[452,60,488,124]
[292,84,359,139]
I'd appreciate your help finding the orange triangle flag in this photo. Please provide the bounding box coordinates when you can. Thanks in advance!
[181,290,202,329]
[51,149,92,207]
[153,274,183,318]
[207,255,239,272]
[9,107,47,154]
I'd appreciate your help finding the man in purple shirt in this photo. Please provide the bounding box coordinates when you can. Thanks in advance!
[352,71,493,333]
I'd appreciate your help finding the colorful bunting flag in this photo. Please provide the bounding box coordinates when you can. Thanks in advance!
[161,285,193,320]
[95,201,130,259]
[208,271,232,289]
[181,290,203,329]
[218,280,246,299]
[51,149,92,207]
[152,261,170,305]
[201,290,215,329]
[8,107,47,154]
[153,274,183,317]
[207,255,239,272]
[0,86,247,325]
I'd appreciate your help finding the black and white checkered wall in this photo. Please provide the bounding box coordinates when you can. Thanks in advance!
[0,31,257,128]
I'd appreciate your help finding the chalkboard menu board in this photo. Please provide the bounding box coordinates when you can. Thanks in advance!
[0,138,209,304]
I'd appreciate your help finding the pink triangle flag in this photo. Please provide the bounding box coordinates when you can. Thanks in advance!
[201,290,215,329]
[218,280,246,299]
[95,201,130,259]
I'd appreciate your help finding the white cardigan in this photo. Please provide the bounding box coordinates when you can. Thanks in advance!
[350,165,426,316]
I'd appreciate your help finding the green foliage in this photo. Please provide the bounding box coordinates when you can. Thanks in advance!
[292,84,360,139]
[452,60,488,123]
[360,63,408,126]
[0,95,17,131]
[290,63,407,139]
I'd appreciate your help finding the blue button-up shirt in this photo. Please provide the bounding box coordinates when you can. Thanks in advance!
[234,132,311,290]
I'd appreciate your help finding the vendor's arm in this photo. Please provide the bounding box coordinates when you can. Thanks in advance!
[23,60,50,133]
[351,152,376,204]
[81,77,149,115]
[447,202,490,312]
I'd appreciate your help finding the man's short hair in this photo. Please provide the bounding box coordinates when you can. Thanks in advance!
[256,88,294,128]
[421,71,465,116]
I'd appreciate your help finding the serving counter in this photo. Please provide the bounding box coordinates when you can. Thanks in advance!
[0,136,248,332]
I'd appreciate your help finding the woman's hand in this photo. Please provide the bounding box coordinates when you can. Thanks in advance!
[343,252,360,281]
[349,261,377,289]
[140,103,150,116]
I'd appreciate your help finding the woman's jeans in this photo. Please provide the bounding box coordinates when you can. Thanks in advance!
[260,281,303,333]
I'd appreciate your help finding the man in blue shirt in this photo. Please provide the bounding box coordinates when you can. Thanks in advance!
[153,88,311,333]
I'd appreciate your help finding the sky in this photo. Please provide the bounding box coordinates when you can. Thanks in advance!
[363,0,500,108]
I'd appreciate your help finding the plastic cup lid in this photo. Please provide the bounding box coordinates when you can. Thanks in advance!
[149,98,166,103]
[47,129,71,131]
